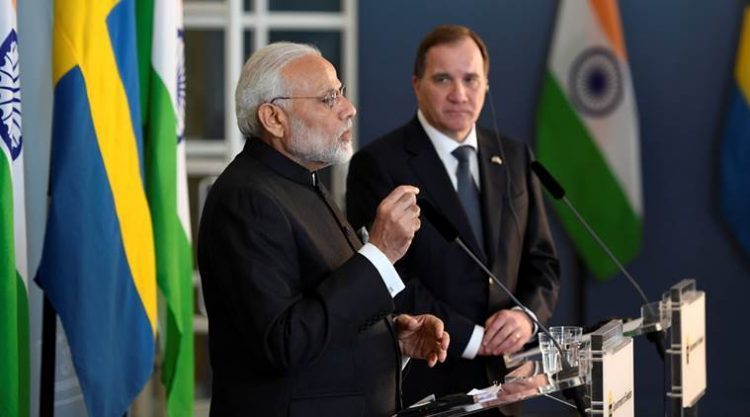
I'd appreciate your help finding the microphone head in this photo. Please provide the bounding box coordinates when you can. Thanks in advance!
[530,161,566,200]
[418,199,459,241]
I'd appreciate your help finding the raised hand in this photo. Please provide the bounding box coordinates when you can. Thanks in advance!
[395,314,450,368]
[368,185,421,263]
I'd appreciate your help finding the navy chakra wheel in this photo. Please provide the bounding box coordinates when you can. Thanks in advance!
[567,46,624,118]
[0,29,22,160]
[177,28,186,143]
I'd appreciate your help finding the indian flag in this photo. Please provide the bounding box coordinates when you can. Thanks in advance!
[0,0,29,415]
[136,0,194,415]
[536,0,642,280]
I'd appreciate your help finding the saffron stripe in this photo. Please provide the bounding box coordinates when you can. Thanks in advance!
[589,0,627,61]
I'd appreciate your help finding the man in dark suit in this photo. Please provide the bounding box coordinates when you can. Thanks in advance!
[346,25,560,409]
[198,42,449,417]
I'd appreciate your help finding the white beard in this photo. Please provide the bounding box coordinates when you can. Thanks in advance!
[286,116,353,167]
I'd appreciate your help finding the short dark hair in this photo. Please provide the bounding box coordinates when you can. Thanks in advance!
[413,24,490,78]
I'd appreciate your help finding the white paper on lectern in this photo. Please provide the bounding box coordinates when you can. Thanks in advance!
[602,341,634,417]
[467,385,501,403]
[680,292,706,407]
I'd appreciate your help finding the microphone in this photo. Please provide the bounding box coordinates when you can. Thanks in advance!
[418,199,587,415]
[418,201,544,329]
[530,161,666,360]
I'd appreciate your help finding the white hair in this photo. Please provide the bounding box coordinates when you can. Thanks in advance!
[235,42,322,138]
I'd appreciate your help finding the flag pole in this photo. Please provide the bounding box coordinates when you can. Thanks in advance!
[40,296,57,417]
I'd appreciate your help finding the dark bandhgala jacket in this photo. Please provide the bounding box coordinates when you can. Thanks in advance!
[346,116,560,406]
[198,138,401,417]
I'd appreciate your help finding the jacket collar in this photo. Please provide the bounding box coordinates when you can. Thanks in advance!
[243,137,318,187]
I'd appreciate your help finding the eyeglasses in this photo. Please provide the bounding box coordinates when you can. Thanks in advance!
[269,85,346,110]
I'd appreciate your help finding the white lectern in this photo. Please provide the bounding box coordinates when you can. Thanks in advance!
[588,320,634,417]
[666,279,706,417]
[397,276,709,417]
[397,320,635,416]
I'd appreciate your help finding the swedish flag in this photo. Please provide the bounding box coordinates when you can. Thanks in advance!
[35,0,157,416]
[721,3,750,260]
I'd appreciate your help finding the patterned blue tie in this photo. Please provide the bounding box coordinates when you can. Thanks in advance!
[452,145,483,248]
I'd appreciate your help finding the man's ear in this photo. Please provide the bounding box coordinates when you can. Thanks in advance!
[257,103,287,138]
[411,75,420,92]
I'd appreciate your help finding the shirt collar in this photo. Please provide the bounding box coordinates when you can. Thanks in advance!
[417,109,478,159]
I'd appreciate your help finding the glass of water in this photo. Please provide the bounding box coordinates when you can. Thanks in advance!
[538,326,583,374]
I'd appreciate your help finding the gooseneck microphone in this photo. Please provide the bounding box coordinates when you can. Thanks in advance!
[417,199,586,416]
[530,161,666,359]
[418,199,564,359]
[418,199,587,415]
[530,161,648,304]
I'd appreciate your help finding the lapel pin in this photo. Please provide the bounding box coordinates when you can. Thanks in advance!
[491,155,503,165]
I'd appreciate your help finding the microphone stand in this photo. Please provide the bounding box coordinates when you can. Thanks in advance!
[559,197,651,310]
[418,198,587,415]
[531,161,666,360]
[453,238,587,416]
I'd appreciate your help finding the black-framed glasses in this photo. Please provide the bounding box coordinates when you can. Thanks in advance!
[269,85,346,110]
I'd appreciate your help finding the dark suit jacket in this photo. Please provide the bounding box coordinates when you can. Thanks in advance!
[198,139,402,417]
[346,116,560,405]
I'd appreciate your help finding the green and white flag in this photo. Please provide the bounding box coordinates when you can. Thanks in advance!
[536,0,642,280]
[136,0,194,415]
[1,0,29,415]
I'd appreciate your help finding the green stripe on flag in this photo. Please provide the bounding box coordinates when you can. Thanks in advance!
[136,0,154,121]
[166,227,194,416]
[1,153,28,417]
[0,152,19,417]
[143,63,194,417]
[17,274,30,417]
[537,73,642,279]
[136,0,193,412]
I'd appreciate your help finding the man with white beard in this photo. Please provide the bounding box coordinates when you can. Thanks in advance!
[197,42,450,417]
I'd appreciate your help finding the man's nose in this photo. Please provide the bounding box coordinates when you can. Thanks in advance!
[447,80,469,102]
[339,96,357,119]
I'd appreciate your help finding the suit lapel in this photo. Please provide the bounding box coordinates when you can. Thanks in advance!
[404,118,487,262]
[315,179,363,252]
[477,132,507,269]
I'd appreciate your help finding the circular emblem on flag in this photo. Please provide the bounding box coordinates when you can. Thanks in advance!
[567,46,623,118]
[0,30,22,160]
[177,28,186,143]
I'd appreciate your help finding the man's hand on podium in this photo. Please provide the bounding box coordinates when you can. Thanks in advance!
[395,314,450,367]
[479,309,533,356]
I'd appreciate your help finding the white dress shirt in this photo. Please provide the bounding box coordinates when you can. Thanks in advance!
[358,243,405,297]
[417,110,537,360]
